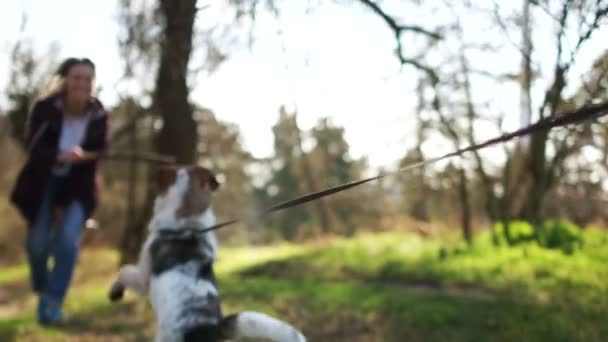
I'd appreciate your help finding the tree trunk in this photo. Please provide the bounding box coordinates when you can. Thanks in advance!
[460,52,498,223]
[519,67,566,227]
[457,168,473,244]
[412,82,429,222]
[293,114,333,234]
[154,0,198,164]
[515,1,574,228]
[119,102,140,264]
[430,77,473,243]
[119,0,198,264]
[500,155,516,244]
[120,169,155,264]
[524,131,548,225]
[519,0,533,147]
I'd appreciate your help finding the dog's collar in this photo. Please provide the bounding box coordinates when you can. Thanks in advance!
[157,226,209,239]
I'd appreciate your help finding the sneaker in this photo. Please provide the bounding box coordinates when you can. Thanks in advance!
[38,296,64,325]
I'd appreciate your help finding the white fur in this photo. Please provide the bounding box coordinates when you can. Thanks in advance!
[151,262,219,342]
[113,233,154,296]
[112,169,218,298]
[110,166,306,342]
[148,168,218,258]
[149,169,217,238]
[150,169,188,229]
[112,213,218,298]
[232,311,307,342]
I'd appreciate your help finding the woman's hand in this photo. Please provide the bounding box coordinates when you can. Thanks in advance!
[57,146,87,163]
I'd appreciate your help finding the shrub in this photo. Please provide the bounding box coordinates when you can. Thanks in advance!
[489,219,584,254]
[540,220,583,254]
[492,220,536,245]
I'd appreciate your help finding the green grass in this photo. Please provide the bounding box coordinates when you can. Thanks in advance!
[0,264,28,284]
[1,230,607,341]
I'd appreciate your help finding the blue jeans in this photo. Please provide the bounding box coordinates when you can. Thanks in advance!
[26,176,85,303]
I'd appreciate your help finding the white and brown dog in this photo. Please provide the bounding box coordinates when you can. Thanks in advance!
[108,165,306,342]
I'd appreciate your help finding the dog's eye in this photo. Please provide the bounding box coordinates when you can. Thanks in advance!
[183,165,220,192]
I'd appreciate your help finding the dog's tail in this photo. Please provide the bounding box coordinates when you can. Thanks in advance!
[185,311,306,342]
[223,311,306,342]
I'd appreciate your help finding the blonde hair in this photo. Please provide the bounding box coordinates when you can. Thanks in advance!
[42,57,96,99]
[43,74,66,98]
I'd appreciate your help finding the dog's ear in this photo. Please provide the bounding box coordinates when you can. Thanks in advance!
[191,166,220,191]
[155,164,177,194]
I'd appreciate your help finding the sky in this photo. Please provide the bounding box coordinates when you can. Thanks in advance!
[1,0,606,171]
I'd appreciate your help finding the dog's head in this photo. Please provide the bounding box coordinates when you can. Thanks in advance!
[149,164,220,231]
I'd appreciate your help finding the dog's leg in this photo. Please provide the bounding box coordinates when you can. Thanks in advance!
[109,236,153,301]
[219,311,306,342]
[109,264,148,301]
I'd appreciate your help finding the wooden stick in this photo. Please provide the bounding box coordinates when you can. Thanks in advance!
[95,151,176,164]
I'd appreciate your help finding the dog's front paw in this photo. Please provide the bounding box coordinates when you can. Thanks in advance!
[108,282,125,302]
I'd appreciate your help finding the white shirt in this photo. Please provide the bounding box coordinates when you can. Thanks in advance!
[52,113,90,175]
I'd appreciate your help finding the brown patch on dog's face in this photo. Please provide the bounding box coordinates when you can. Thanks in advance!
[155,165,178,195]
[190,165,219,192]
[175,165,219,219]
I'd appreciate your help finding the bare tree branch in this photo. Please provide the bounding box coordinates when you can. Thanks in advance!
[546,52,608,184]
[555,0,573,67]
[531,0,563,23]
[491,2,531,60]
[355,0,441,81]
[538,0,572,119]
[565,4,608,70]
[357,0,442,40]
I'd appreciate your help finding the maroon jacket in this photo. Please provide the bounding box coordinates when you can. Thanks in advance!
[10,94,110,223]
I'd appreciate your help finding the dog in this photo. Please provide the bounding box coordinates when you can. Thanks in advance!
[108,165,306,342]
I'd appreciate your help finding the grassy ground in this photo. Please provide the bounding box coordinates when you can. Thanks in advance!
[1,230,607,341]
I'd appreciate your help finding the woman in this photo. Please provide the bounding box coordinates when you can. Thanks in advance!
[10,57,110,325]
